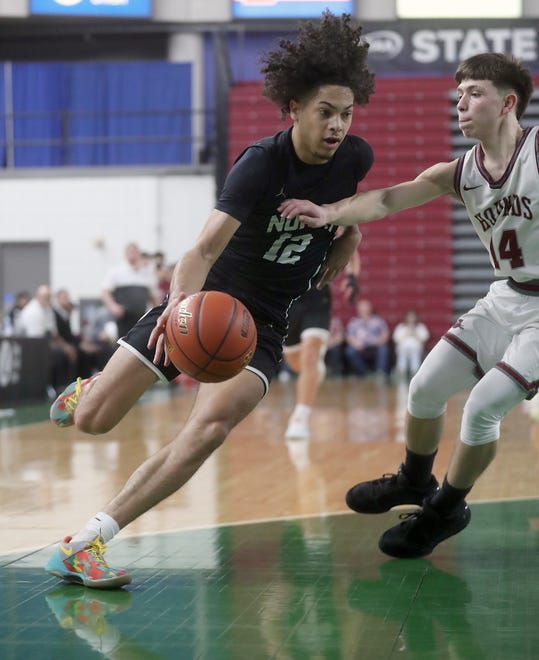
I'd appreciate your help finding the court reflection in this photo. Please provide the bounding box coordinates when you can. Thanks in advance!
[347,559,487,659]
[8,498,536,659]
[44,586,162,659]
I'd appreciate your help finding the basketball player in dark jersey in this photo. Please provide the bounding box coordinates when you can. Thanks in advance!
[45,11,375,588]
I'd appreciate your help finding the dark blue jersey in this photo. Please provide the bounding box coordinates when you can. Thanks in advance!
[206,127,373,335]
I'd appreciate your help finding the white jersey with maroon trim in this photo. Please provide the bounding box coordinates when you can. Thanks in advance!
[454,126,539,283]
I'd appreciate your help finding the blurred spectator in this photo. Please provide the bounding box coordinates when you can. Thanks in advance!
[102,242,159,339]
[344,299,390,378]
[392,309,430,381]
[154,252,174,299]
[7,291,30,333]
[53,288,78,347]
[53,289,114,379]
[80,300,117,369]
[324,249,361,378]
[16,285,56,337]
[17,284,77,395]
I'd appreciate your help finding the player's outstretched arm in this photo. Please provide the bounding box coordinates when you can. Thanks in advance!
[278,161,458,228]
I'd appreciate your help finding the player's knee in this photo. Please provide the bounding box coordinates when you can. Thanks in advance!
[460,394,501,445]
[74,409,114,435]
[407,370,447,419]
[193,417,231,454]
[284,350,299,373]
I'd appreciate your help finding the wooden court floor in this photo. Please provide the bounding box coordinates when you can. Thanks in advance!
[1,377,539,659]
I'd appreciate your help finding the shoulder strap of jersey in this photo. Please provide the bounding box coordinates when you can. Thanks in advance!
[453,153,466,202]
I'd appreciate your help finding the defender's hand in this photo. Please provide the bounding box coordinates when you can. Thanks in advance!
[277,199,333,228]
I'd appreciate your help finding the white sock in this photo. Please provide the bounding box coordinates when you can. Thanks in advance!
[71,512,120,545]
[292,404,311,420]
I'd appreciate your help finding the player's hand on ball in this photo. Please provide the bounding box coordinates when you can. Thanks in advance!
[148,292,187,366]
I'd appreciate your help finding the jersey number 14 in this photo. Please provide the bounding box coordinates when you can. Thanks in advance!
[489,229,524,269]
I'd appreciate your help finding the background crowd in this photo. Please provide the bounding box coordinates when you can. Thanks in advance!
[1,242,173,398]
[2,240,431,400]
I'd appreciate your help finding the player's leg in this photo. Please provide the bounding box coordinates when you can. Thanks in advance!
[45,323,280,588]
[50,302,170,431]
[50,347,158,431]
[379,367,528,558]
[285,329,329,438]
[346,338,478,513]
[74,347,159,434]
[46,368,266,588]
[281,298,302,381]
[283,343,301,373]
[105,369,266,527]
[376,291,539,557]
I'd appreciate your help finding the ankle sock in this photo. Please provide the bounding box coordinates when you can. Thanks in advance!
[291,404,311,421]
[71,512,120,545]
[402,448,437,487]
[429,477,471,516]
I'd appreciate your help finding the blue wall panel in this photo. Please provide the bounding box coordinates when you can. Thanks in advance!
[7,61,191,167]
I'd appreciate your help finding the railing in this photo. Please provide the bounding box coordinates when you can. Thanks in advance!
[0,107,216,169]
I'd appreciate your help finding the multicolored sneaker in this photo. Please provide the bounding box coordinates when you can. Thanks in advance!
[45,585,131,654]
[45,535,132,589]
[50,375,97,427]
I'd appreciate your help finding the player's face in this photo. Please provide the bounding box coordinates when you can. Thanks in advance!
[456,79,510,140]
[290,85,354,164]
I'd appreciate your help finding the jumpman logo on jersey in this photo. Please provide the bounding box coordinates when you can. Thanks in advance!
[275,185,286,199]
[452,318,465,329]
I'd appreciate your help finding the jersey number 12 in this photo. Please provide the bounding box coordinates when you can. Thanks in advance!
[263,233,313,264]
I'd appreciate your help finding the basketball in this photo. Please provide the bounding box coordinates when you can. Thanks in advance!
[165,291,257,383]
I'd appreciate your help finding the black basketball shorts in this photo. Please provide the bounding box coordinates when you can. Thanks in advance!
[118,301,284,395]
[284,288,331,348]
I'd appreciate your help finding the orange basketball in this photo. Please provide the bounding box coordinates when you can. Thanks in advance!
[165,291,257,383]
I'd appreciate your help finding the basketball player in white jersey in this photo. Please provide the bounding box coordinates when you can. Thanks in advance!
[277,52,538,558]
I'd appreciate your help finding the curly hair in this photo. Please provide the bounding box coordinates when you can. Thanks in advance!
[260,11,375,115]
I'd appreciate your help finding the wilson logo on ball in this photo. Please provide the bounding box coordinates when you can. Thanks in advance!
[176,302,193,335]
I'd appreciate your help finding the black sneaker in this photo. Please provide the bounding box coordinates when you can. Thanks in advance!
[378,499,471,558]
[345,465,439,514]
